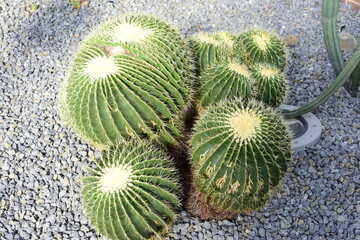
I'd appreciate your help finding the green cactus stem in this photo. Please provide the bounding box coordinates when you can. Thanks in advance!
[59,15,193,147]
[322,0,345,76]
[252,63,288,108]
[282,48,360,118]
[81,139,181,240]
[190,97,292,212]
[235,29,287,71]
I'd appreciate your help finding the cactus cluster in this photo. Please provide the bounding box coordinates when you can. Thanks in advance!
[59,14,294,238]
[190,97,292,213]
[191,29,288,109]
[187,29,292,217]
[60,15,192,148]
[82,139,181,240]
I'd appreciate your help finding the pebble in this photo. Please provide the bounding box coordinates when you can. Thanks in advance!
[283,35,299,46]
[336,216,346,222]
[340,33,358,51]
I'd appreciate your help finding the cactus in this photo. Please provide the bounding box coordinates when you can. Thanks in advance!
[190,97,292,212]
[59,15,193,147]
[252,63,287,108]
[196,61,253,109]
[235,29,287,71]
[190,31,236,74]
[81,139,181,240]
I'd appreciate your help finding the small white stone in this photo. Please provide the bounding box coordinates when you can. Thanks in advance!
[336,215,346,222]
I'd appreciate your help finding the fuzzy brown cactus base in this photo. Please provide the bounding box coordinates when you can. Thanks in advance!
[185,183,238,220]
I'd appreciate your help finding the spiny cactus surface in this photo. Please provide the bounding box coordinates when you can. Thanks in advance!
[235,29,287,71]
[196,61,253,109]
[81,139,181,240]
[252,63,287,107]
[60,15,192,147]
[190,31,236,74]
[190,97,292,212]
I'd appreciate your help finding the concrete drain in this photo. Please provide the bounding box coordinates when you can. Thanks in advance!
[281,105,322,152]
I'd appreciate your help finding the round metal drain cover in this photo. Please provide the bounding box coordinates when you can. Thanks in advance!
[280,105,322,152]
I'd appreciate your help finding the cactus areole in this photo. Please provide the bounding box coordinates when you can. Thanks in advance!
[190,98,292,212]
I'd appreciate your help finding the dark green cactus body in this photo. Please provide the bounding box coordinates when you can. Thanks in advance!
[197,61,253,109]
[81,139,181,240]
[252,64,287,108]
[190,32,236,74]
[60,15,192,147]
[190,97,292,212]
[235,29,287,71]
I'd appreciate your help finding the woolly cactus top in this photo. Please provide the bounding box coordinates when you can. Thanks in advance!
[81,139,181,240]
[228,109,262,142]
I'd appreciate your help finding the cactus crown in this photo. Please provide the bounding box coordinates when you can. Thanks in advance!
[99,164,132,192]
[112,23,153,43]
[251,32,271,50]
[228,109,261,142]
[190,97,292,212]
[81,139,181,240]
[227,62,252,77]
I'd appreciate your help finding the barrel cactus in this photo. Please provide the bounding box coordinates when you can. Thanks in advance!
[81,139,181,240]
[196,61,253,110]
[59,15,192,148]
[252,63,288,107]
[235,29,287,71]
[190,31,236,74]
[190,97,292,213]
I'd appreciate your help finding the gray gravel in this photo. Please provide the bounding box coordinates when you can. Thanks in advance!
[0,0,359,239]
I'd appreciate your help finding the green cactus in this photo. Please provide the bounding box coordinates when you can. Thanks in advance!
[235,29,287,71]
[252,63,287,108]
[59,15,193,147]
[196,61,253,109]
[190,97,292,212]
[81,139,181,240]
[190,31,236,74]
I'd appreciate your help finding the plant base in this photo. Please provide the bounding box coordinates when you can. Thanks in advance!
[184,182,238,220]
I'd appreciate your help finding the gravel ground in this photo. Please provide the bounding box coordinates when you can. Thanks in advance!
[0,0,359,239]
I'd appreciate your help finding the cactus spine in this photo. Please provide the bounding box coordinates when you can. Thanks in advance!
[60,15,192,147]
[235,29,287,71]
[81,139,181,240]
[190,97,292,212]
